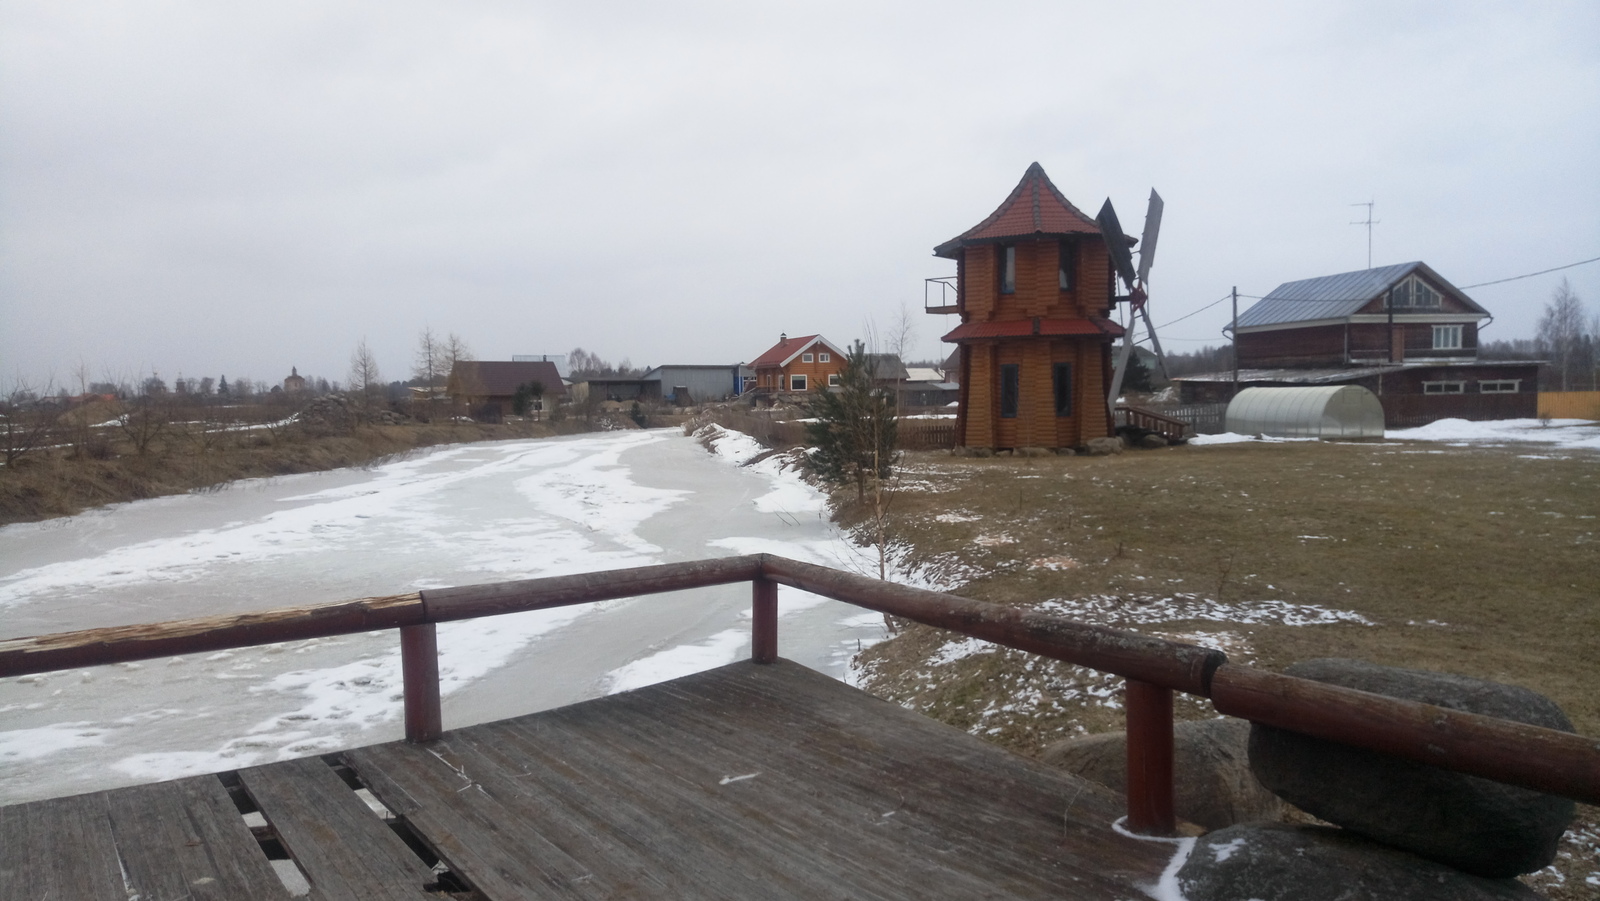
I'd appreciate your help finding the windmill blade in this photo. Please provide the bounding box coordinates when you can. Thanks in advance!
[1138,303,1172,381]
[1136,189,1163,285]
[1095,199,1138,291]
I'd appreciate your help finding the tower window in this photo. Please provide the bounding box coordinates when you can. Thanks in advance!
[1052,363,1072,416]
[1058,241,1075,291]
[1000,364,1019,418]
[1000,245,1016,294]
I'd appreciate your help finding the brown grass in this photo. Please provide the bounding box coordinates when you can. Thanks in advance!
[0,419,605,526]
[838,438,1599,895]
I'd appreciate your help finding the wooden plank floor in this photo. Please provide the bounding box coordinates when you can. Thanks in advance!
[1,659,1171,900]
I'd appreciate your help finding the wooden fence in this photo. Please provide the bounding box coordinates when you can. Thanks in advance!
[1538,391,1600,421]
[2,554,1596,838]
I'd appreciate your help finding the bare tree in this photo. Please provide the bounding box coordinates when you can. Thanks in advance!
[1537,278,1587,391]
[348,339,384,410]
[1,376,60,466]
[413,326,446,388]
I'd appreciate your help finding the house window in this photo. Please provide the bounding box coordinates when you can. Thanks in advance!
[1479,380,1520,393]
[828,373,840,387]
[1000,364,1019,418]
[790,374,807,391]
[818,353,830,363]
[1058,241,1075,291]
[1052,363,1072,417]
[801,353,814,363]
[1433,325,1463,350]
[1390,276,1441,310]
[999,245,1016,294]
[1422,381,1465,394]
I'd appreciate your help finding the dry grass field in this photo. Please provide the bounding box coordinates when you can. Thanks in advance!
[838,435,1597,896]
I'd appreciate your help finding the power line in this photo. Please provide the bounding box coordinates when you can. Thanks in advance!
[1459,255,1600,289]
[1153,293,1232,330]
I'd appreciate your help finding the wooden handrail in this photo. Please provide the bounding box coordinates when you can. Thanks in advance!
[1,554,1596,814]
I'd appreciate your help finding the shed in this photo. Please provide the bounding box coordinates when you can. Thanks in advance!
[1224,386,1385,439]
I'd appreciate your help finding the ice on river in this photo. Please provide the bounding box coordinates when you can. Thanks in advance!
[0,429,887,804]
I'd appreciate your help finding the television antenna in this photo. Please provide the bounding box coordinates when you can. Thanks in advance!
[1350,200,1379,269]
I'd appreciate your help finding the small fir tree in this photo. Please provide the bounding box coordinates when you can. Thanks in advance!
[803,341,897,503]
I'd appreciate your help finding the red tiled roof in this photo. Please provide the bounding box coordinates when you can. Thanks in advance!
[750,334,847,369]
[941,317,1125,342]
[933,163,1101,259]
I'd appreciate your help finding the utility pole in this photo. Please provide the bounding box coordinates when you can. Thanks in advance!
[1350,200,1379,269]
[1231,286,1239,399]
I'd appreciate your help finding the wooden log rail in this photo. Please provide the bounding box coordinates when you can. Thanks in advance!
[1116,403,1196,441]
[2,555,1596,836]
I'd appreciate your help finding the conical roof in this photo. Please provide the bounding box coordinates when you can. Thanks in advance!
[933,162,1101,259]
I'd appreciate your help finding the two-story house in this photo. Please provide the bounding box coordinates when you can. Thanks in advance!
[750,334,847,394]
[1174,262,1538,425]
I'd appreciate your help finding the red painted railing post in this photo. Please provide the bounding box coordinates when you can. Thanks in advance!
[1125,678,1176,835]
[752,577,778,663]
[401,623,442,742]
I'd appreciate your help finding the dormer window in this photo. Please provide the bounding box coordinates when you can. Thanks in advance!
[999,245,1016,294]
[1390,276,1441,310]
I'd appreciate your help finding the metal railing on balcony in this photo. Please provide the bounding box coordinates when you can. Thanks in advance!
[925,277,958,314]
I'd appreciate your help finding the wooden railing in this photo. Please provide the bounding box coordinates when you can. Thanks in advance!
[1115,404,1196,442]
[2,555,1596,838]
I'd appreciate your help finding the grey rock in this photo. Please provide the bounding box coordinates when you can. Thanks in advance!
[1177,823,1547,901]
[1249,658,1575,878]
[1015,446,1052,457]
[1040,719,1284,830]
[1084,436,1124,456]
[1055,447,1077,456]
[1137,432,1168,449]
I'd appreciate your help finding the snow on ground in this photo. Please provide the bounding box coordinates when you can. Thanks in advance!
[1191,417,1600,451]
[0,428,891,805]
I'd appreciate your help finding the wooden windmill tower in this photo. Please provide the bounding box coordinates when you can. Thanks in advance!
[931,163,1127,451]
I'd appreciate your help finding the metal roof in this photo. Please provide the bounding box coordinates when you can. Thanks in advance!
[1235,262,1487,330]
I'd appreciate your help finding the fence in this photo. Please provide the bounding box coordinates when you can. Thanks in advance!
[1120,402,1228,435]
[1538,391,1600,421]
[2,554,1595,838]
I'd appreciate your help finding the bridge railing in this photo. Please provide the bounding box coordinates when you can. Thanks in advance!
[2,554,1595,837]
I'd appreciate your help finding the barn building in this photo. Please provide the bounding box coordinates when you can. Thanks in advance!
[932,163,1124,450]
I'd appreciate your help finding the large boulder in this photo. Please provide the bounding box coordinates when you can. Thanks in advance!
[1176,823,1546,901]
[1248,658,1575,878]
[1040,719,1284,830]
[1083,436,1124,456]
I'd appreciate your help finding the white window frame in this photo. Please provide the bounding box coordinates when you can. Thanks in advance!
[828,373,840,387]
[1391,275,1441,310]
[790,374,807,391]
[1478,380,1520,394]
[1422,381,1465,395]
[1432,324,1463,350]
[801,353,814,363]
[818,353,831,363]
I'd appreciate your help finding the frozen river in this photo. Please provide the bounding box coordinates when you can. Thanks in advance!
[0,428,887,805]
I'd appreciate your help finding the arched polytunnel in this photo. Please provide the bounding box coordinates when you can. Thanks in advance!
[1223,386,1385,439]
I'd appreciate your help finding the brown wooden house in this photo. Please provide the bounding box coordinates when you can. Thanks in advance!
[1174,262,1539,425]
[448,360,567,418]
[749,334,847,394]
[932,163,1124,450]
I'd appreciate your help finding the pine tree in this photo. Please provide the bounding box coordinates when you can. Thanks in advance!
[803,341,897,503]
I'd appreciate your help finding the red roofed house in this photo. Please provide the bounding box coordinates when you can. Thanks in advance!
[749,334,848,394]
[932,163,1124,450]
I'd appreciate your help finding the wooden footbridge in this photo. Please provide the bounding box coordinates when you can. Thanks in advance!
[2,555,1596,900]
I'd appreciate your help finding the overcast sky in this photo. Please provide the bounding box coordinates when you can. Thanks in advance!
[3,1,1597,390]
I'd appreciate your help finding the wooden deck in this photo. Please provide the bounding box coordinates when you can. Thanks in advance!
[0,660,1170,900]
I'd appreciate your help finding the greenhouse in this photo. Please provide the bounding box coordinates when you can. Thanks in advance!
[1223,386,1386,439]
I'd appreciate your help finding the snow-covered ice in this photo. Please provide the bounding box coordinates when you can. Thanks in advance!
[0,429,889,804]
